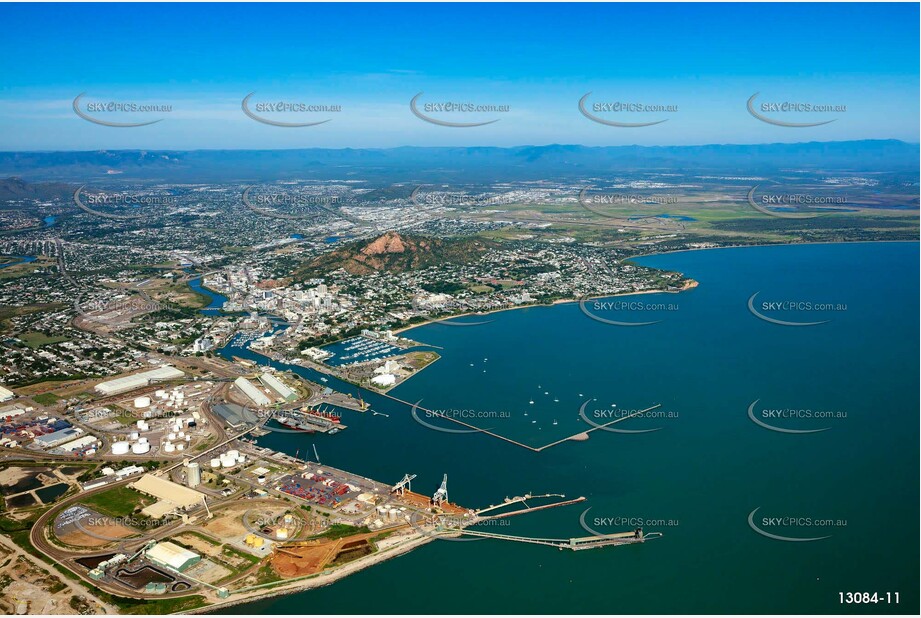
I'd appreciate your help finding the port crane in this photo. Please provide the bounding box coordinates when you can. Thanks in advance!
[432,474,449,506]
[391,473,417,495]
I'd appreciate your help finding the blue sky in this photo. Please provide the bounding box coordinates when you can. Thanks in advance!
[0,3,918,150]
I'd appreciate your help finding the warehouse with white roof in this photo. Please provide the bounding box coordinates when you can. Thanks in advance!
[145,541,200,572]
[129,474,206,518]
[234,377,271,407]
[259,372,297,402]
[95,366,185,396]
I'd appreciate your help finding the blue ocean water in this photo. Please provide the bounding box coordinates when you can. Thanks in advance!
[217,242,919,614]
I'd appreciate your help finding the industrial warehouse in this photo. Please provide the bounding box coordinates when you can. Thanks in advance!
[145,541,201,573]
[129,474,207,518]
[94,366,186,396]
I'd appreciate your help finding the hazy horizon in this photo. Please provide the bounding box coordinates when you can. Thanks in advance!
[1,3,917,150]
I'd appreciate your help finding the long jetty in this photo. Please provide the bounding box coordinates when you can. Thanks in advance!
[455,529,653,550]
[380,391,662,452]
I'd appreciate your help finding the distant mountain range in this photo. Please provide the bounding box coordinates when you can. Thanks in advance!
[0,176,74,206]
[0,140,916,183]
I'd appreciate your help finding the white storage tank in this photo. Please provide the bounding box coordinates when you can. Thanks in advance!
[129,432,139,440]
[111,441,130,456]
[167,433,176,441]
[134,396,151,409]
[226,449,239,459]
[210,458,222,468]
[185,435,191,442]
[131,442,150,455]
[163,442,175,453]
[139,436,149,444]
[176,443,184,451]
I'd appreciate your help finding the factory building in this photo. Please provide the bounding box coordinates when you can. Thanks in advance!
[34,427,84,448]
[145,541,201,572]
[58,435,99,452]
[259,373,297,402]
[0,385,15,402]
[233,377,271,407]
[130,474,206,518]
[94,366,185,396]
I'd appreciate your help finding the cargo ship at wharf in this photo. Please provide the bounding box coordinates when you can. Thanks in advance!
[274,406,345,434]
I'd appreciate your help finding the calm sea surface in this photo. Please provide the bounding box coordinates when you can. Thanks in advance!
[217,242,919,614]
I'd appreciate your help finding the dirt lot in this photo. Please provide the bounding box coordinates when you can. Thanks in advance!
[173,531,223,558]
[198,499,289,538]
[0,554,106,615]
[270,530,388,578]
[54,505,137,548]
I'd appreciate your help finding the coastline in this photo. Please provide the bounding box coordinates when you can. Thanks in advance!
[193,240,905,614]
[186,533,436,615]
[396,238,918,338]
[393,279,699,337]
[627,238,919,261]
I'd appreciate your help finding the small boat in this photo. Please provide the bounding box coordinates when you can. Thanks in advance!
[320,377,328,382]
[552,419,558,425]
[529,400,534,404]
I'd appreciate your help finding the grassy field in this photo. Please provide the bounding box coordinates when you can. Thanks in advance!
[30,393,60,406]
[79,486,152,519]
[19,332,70,348]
